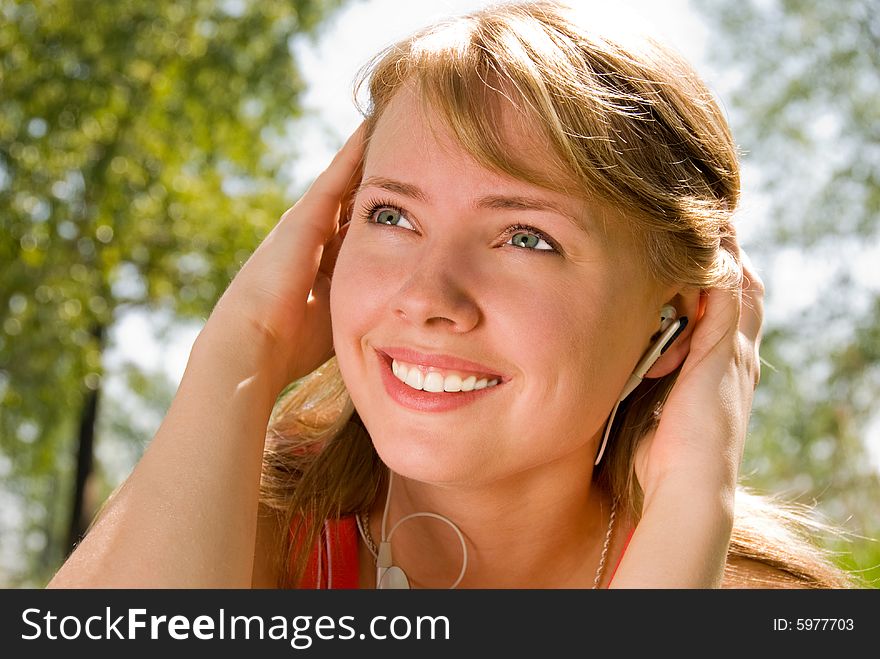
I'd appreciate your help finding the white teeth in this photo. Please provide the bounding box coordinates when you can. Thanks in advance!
[404,367,424,390]
[423,371,444,393]
[443,374,462,392]
[390,359,501,393]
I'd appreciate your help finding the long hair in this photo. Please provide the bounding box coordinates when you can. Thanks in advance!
[259,1,856,588]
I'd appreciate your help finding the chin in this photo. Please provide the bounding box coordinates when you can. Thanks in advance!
[363,420,484,486]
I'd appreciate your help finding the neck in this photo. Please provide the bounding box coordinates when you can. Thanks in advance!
[364,456,622,588]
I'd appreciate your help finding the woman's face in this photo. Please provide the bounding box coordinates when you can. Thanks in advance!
[331,88,669,486]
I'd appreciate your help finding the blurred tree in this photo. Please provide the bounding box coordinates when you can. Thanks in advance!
[0,0,347,586]
[696,0,880,584]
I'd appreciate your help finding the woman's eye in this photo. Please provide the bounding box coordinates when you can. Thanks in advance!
[371,207,415,230]
[507,230,555,251]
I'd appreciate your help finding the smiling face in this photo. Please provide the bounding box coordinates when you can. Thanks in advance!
[330,87,670,487]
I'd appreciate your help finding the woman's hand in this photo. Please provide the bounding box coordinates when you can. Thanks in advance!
[635,248,765,504]
[200,124,365,391]
[611,249,764,588]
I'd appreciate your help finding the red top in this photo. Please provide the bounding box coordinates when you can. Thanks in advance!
[298,516,635,589]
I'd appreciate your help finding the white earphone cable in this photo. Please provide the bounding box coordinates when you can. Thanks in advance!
[386,511,469,589]
[374,470,469,589]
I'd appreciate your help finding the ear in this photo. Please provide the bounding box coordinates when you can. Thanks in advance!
[319,219,352,280]
[643,287,705,378]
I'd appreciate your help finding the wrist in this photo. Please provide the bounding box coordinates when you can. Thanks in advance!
[189,319,290,399]
[641,453,738,511]
[613,484,734,588]
[642,476,735,533]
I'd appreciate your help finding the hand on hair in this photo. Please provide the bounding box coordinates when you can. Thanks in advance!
[199,124,365,391]
[607,248,763,587]
[634,247,764,506]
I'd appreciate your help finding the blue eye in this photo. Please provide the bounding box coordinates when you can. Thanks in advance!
[370,206,415,230]
[506,227,556,252]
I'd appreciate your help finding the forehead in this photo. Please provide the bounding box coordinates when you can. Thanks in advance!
[365,85,574,193]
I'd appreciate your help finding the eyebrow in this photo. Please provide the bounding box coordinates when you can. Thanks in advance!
[357,176,589,234]
[358,176,429,203]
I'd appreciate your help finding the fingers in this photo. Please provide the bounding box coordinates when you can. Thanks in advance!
[737,248,765,344]
[245,124,364,295]
[685,246,764,379]
[689,280,740,355]
[737,247,764,389]
[287,122,367,238]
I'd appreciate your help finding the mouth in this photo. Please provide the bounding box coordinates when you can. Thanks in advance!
[391,357,500,391]
[373,348,507,412]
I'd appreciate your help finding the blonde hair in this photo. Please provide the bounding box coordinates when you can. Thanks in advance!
[260,1,856,588]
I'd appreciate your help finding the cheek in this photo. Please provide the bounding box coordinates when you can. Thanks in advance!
[330,237,395,352]
[511,269,634,419]
[511,279,607,391]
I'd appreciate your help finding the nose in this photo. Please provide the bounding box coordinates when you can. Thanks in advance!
[390,249,481,333]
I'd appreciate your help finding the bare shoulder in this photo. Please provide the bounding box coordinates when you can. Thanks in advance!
[722,555,800,589]
[252,507,286,588]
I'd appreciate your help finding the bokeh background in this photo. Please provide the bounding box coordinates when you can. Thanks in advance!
[2,0,878,587]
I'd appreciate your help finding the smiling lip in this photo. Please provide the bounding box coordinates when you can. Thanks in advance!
[374,347,507,413]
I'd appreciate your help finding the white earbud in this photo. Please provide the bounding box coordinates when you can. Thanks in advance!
[659,304,677,331]
[594,305,688,466]
[617,305,688,401]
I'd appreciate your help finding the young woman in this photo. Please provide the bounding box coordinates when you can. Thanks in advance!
[49,1,854,589]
